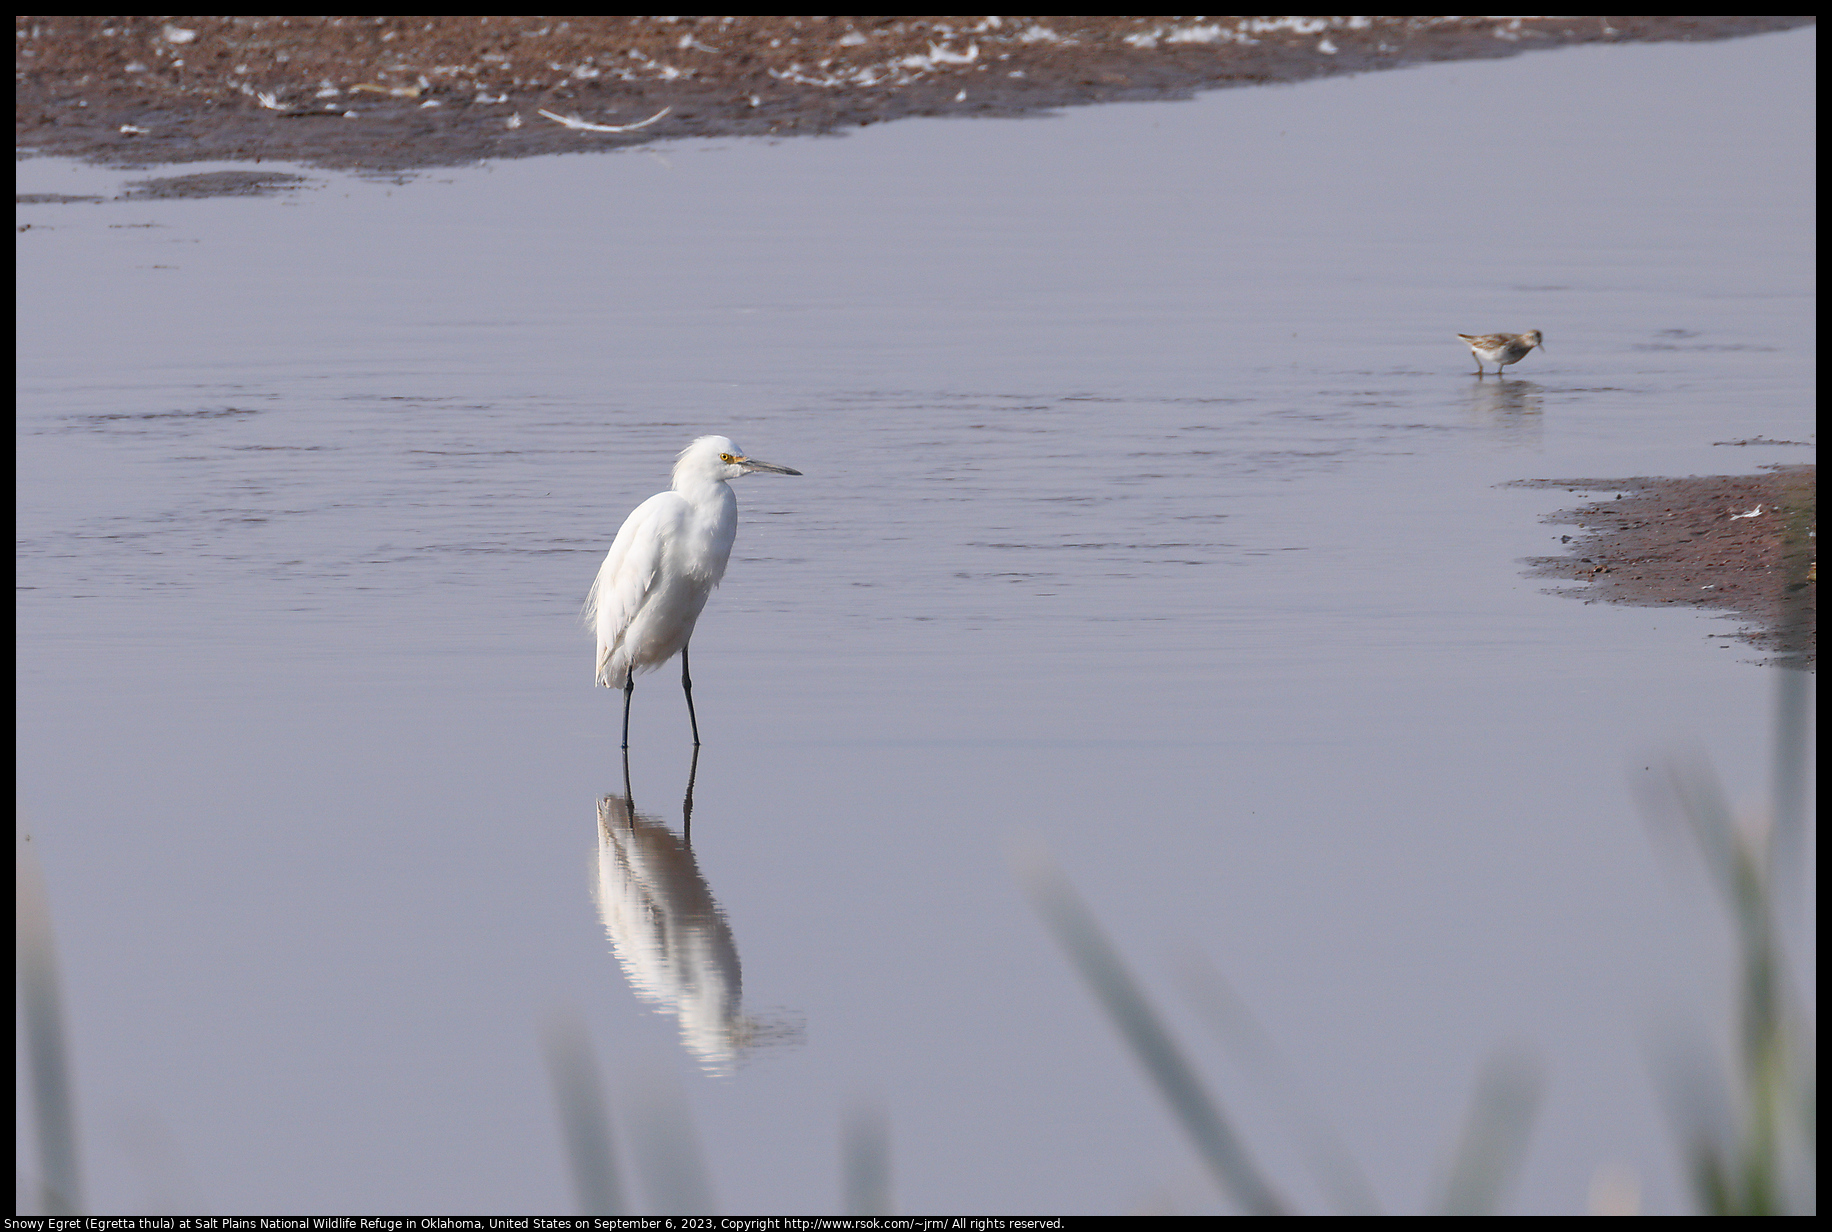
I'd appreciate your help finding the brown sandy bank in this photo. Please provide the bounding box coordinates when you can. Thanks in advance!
[1517,467,1816,669]
[15,16,1814,175]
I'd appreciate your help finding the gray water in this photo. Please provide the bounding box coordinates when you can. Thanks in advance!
[16,27,1815,1215]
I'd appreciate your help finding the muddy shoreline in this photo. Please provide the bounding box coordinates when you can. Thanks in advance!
[19,17,1816,664]
[1518,467,1816,668]
[15,16,1813,174]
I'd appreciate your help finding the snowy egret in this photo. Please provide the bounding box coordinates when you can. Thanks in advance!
[585,435,801,749]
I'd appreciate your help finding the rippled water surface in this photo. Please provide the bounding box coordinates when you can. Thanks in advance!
[17,28,1814,1215]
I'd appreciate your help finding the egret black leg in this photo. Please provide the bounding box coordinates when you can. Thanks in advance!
[621,671,635,751]
[682,744,700,839]
[681,643,702,747]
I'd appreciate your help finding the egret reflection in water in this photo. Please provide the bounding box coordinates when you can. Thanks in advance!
[593,751,799,1074]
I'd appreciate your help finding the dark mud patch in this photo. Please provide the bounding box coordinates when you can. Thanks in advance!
[15,16,1815,174]
[1517,466,1816,669]
[120,169,309,199]
[18,169,310,203]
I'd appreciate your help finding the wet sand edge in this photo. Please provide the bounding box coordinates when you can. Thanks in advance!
[1516,466,1816,668]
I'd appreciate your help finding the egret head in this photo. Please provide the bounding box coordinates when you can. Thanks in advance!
[675,435,802,487]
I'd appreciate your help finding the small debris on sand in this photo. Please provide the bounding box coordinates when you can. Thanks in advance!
[15,16,1814,173]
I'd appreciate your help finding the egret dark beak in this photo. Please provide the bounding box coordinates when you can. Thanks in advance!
[738,457,801,476]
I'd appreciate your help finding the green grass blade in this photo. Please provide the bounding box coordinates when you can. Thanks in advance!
[841,1103,893,1217]
[1179,949,1382,1215]
[1434,1049,1544,1216]
[17,831,84,1216]
[541,1010,626,1216]
[1015,842,1288,1215]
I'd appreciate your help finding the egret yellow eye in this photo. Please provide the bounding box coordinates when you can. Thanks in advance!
[719,453,737,463]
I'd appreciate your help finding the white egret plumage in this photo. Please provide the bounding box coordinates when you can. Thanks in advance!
[585,435,801,748]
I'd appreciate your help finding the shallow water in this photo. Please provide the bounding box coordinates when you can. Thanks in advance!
[16,27,1815,1215]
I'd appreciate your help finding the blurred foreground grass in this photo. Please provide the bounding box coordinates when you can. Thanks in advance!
[17,675,1814,1213]
[1008,668,1812,1215]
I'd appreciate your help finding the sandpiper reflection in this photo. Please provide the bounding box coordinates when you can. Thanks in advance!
[1465,376,1544,446]
[593,751,794,1074]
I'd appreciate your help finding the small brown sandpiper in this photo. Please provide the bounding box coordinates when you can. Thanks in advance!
[1457,330,1544,376]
